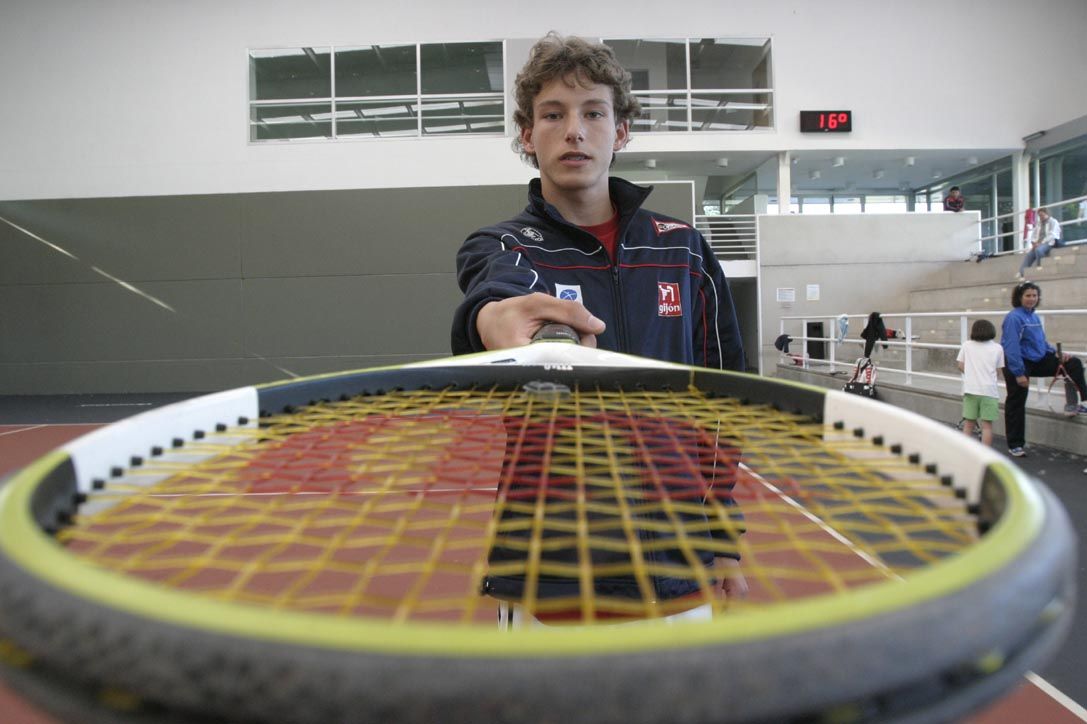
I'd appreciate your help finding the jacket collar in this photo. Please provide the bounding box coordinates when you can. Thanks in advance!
[527,176,653,226]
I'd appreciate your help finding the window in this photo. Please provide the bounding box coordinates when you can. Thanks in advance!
[603,37,773,133]
[1037,139,1087,243]
[864,195,910,214]
[249,41,505,142]
[249,48,333,141]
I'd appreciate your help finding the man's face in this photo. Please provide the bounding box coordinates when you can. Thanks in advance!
[520,76,629,198]
[1039,210,1050,221]
[951,189,961,198]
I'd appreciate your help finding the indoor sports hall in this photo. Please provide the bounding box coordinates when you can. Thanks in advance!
[1,2,1085,722]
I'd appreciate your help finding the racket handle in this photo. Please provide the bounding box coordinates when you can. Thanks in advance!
[531,323,581,345]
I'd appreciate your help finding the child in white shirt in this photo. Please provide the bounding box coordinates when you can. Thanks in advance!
[956,319,1005,446]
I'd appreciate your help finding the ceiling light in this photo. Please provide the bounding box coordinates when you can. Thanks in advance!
[904,156,916,167]
[644,159,657,169]
[966,156,979,165]
[716,157,729,167]
[832,156,846,167]
[873,169,885,179]
[1023,131,1046,142]
[933,170,943,179]
[809,170,821,180]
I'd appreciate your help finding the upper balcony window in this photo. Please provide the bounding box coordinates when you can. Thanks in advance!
[249,42,505,142]
[603,37,773,132]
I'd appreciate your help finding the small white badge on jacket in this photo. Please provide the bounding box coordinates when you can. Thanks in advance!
[555,284,584,304]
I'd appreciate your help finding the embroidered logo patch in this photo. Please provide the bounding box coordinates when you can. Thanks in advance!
[651,218,691,235]
[657,282,682,317]
[521,227,544,242]
[555,284,583,304]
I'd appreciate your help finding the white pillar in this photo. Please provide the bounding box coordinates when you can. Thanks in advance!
[777,151,792,214]
[1012,151,1031,250]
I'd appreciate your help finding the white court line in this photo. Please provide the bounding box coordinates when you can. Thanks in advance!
[739,462,900,579]
[1026,672,1087,721]
[0,425,46,438]
[79,402,155,408]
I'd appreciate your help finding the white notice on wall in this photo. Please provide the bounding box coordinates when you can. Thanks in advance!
[806,284,820,301]
[776,287,796,303]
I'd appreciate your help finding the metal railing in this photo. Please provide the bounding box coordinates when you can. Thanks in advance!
[977,194,1087,256]
[777,309,1087,398]
[695,214,758,260]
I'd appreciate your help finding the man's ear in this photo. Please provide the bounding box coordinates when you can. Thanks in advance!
[613,120,630,152]
[520,125,535,155]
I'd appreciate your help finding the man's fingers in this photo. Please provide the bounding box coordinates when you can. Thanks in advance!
[530,294,605,336]
[476,294,606,351]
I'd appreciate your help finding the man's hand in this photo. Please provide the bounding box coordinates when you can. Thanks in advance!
[714,557,748,600]
[1016,375,1030,388]
[476,293,606,351]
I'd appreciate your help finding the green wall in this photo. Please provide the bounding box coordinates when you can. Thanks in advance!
[0,182,693,393]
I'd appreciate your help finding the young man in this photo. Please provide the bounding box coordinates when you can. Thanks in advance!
[1017,208,1062,279]
[451,33,745,372]
[943,186,964,212]
[451,33,747,607]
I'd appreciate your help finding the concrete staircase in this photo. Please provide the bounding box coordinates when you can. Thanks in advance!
[891,244,1087,376]
[910,243,1087,340]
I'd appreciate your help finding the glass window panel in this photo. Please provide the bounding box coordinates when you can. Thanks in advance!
[335,99,417,138]
[865,195,909,213]
[631,93,689,132]
[420,41,504,94]
[250,101,333,141]
[689,38,772,90]
[690,92,772,131]
[959,178,990,217]
[604,39,687,90]
[335,45,417,97]
[800,197,831,215]
[249,48,331,101]
[833,196,862,213]
[421,95,505,135]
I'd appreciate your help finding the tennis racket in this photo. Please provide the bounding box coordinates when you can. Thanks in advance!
[0,337,1075,724]
[1046,343,1082,416]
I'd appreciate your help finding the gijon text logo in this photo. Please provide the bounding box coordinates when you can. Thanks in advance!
[657,282,682,317]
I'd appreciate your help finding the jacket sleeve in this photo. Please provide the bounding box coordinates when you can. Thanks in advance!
[1001,312,1026,377]
[693,233,745,372]
[450,229,549,354]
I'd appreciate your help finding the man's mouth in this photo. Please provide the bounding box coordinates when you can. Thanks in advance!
[560,152,591,161]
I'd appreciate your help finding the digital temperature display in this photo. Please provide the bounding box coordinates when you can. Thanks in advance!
[800,111,852,133]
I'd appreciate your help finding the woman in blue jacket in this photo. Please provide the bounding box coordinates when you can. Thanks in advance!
[1001,282,1087,457]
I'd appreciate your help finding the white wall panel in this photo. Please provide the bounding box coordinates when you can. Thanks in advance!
[1,0,1085,200]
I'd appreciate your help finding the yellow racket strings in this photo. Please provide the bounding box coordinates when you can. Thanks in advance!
[57,384,977,623]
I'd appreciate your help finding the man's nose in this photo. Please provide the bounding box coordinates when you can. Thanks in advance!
[564,117,585,142]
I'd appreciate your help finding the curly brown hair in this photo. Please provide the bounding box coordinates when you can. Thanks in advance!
[512,32,641,167]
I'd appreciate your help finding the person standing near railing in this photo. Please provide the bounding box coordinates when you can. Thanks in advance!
[943,186,964,213]
[1000,282,1087,458]
[1017,209,1062,280]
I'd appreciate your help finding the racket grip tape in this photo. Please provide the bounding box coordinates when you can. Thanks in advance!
[532,323,581,344]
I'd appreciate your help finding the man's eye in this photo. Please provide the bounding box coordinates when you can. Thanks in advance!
[586,111,605,119]
[542,112,561,121]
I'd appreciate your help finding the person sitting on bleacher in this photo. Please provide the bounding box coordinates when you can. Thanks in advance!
[1017,209,1062,280]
